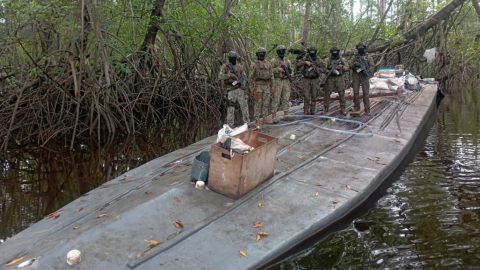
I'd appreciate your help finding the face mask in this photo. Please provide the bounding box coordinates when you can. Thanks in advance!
[228,57,236,65]
[309,52,316,58]
[332,52,339,58]
[277,50,286,59]
[257,53,266,60]
[358,48,365,55]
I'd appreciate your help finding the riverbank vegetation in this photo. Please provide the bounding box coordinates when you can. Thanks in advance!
[0,0,479,150]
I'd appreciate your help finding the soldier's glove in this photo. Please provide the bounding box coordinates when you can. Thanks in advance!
[336,65,343,70]
[230,73,237,80]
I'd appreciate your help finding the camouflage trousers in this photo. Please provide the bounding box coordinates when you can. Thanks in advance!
[303,77,320,114]
[352,72,371,113]
[272,78,291,113]
[324,75,346,112]
[226,88,249,127]
[253,84,271,120]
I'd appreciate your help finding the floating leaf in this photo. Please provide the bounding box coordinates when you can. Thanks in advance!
[256,234,261,242]
[174,197,181,203]
[298,180,307,183]
[315,192,319,197]
[145,191,151,194]
[75,208,83,213]
[73,226,80,230]
[258,203,263,208]
[95,214,107,219]
[144,240,161,247]
[6,256,24,266]
[239,250,247,257]
[253,221,263,228]
[332,200,339,204]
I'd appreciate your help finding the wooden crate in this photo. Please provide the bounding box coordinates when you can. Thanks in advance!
[208,131,278,199]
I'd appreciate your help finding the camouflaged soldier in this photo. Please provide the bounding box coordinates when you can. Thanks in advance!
[218,51,249,127]
[296,46,326,115]
[249,47,274,128]
[324,46,349,115]
[270,45,293,123]
[349,42,375,116]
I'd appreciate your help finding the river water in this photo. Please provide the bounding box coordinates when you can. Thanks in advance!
[280,87,480,269]
[1,87,479,269]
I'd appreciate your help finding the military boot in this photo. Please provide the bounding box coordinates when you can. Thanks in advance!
[263,117,273,125]
[340,107,347,116]
[255,119,261,129]
[272,113,279,124]
[310,109,316,115]
[283,110,293,121]
[365,110,371,116]
[323,107,329,115]
[304,107,309,115]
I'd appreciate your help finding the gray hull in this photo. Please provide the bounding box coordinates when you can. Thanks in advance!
[0,85,439,270]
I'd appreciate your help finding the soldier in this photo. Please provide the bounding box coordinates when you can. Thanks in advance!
[296,46,326,115]
[249,47,274,128]
[324,46,349,115]
[349,42,375,116]
[218,51,249,127]
[270,45,293,123]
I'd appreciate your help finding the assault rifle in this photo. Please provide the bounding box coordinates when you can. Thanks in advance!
[326,58,344,78]
[228,63,245,89]
[356,56,373,78]
[281,64,293,83]
[306,55,320,76]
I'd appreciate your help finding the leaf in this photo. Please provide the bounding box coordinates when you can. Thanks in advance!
[338,151,344,154]
[54,214,61,220]
[174,220,184,228]
[258,203,263,208]
[46,210,63,219]
[239,250,248,257]
[82,193,90,197]
[75,208,83,213]
[316,184,323,187]
[381,163,387,165]
[144,240,161,247]
[331,200,339,204]
[80,200,86,202]
[253,221,263,228]
[95,214,107,219]
[73,226,80,230]
[256,234,261,242]
[298,180,307,183]
[174,197,181,203]
[6,256,24,266]
[288,147,292,150]
[95,208,103,212]
[346,185,351,190]
[260,195,265,199]
[315,192,319,197]
[119,178,126,181]
[145,191,151,194]
[257,231,268,236]
[180,151,186,155]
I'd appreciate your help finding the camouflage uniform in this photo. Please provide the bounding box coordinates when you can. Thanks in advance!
[271,55,293,113]
[324,56,349,114]
[349,53,374,114]
[218,62,249,127]
[296,51,326,115]
[249,60,273,120]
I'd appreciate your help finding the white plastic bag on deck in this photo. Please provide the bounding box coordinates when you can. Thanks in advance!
[216,123,248,143]
[423,47,436,63]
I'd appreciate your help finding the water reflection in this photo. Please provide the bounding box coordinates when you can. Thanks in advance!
[0,125,211,240]
[281,86,480,269]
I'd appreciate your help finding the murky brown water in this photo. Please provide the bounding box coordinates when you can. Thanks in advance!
[280,87,480,269]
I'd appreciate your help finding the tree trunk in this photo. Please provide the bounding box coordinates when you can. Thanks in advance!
[139,0,166,52]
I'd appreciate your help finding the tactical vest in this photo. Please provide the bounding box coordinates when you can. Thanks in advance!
[303,57,321,79]
[354,54,370,73]
[253,61,272,81]
[327,57,345,76]
[272,57,290,79]
[224,64,243,86]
